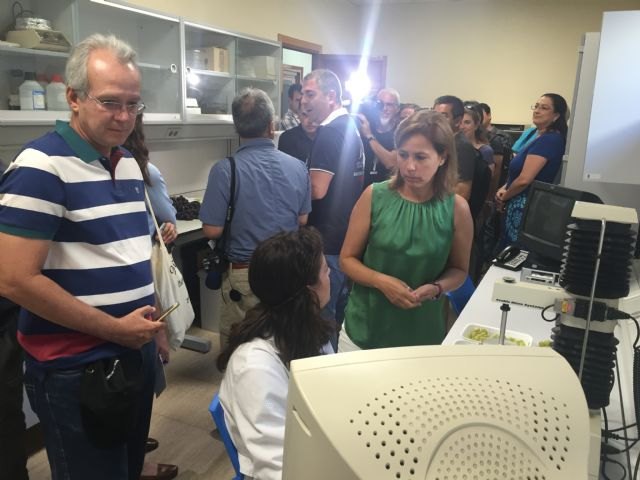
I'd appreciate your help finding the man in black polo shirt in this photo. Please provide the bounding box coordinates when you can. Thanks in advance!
[301,69,365,345]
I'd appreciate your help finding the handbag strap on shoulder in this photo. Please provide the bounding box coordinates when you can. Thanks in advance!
[144,188,166,246]
[217,156,236,255]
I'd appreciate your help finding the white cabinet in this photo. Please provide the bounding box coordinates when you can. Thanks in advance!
[235,36,281,116]
[77,0,182,122]
[0,0,75,124]
[0,0,281,127]
[183,21,236,122]
[182,22,281,123]
[583,11,640,186]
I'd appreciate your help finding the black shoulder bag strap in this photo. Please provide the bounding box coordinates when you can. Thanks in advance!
[216,156,236,257]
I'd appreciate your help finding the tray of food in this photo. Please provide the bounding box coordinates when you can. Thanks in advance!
[461,323,533,347]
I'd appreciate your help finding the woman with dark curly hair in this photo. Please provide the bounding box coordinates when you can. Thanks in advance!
[495,93,568,247]
[217,227,333,480]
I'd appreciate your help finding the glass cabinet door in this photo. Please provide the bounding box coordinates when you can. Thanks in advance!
[183,21,236,123]
[0,0,75,124]
[236,36,281,117]
[77,0,181,121]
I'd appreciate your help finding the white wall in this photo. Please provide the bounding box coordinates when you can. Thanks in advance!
[127,0,363,53]
[362,0,639,124]
[125,0,640,201]
[148,139,230,197]
[128,0,639,125]
[283,49,312,76]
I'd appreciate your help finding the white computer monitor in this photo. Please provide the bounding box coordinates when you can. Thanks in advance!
[282,345,593,479]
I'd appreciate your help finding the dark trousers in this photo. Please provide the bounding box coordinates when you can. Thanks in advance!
[0,304,29,480]
[24,341,156,480]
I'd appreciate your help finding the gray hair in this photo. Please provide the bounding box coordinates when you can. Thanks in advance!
[378,88,400,105]
[304,69,342,103]
[231,88,275,138]
[65,33,138,95]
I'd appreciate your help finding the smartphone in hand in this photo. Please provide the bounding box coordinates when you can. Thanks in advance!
[156,303,179,322]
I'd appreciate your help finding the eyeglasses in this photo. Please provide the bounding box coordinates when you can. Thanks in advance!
[531,103,552,112]
[377,101,399,110]
[84,92,146,115]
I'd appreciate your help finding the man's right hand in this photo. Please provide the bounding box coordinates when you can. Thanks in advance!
[111,305,165,349]
[357,114,373,138]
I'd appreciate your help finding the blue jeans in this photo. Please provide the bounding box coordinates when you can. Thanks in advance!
[323,254,350,350]
[24,341,156,480]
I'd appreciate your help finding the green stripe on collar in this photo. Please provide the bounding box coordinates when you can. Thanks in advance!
[55,120,104,164]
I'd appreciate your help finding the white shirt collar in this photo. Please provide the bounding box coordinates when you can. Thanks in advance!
[320,107,349,126]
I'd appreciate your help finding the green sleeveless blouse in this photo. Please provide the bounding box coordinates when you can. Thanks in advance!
[344,181,455,349]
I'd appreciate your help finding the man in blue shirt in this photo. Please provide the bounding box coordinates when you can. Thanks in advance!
[301,69,365,345]
[200,88,311,350]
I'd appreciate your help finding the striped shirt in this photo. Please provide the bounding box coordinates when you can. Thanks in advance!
[0,121,154,369]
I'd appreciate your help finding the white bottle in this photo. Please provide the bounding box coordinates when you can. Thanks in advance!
[19,72,46,111]
[46,74,69,111]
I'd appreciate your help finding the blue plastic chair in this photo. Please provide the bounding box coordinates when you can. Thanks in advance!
[209,392,243,480]
[446,275,476,315]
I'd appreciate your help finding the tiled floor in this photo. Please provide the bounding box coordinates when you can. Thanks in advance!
[27,328,236,480]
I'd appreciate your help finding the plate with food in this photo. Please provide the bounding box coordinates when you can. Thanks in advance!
[461,323,533,347]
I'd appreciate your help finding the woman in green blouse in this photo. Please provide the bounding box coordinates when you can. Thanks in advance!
[339,110,473,351]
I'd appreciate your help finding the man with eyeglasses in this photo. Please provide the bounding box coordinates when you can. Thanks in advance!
[357,88,402,188]
[0,34,163,479]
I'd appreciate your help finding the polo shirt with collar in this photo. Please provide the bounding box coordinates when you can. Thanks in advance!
[308,108,365,254]
[0,120,154,369]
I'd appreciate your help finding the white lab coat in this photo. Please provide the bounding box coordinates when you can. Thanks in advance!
[219,337,333,480]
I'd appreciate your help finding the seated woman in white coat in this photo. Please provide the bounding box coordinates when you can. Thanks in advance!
[216,228,334,480]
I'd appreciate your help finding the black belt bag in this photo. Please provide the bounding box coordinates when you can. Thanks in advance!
[80,351,142,449]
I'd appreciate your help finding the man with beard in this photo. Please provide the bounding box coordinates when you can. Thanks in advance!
[356,88,401,188]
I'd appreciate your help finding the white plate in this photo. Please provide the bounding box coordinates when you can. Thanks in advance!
[461,323,533,347]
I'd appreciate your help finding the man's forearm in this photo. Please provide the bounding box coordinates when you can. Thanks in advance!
[2,274,122,343]
[369,139,396,169]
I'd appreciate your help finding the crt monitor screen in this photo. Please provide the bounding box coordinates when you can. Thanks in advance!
[517,181,602,268]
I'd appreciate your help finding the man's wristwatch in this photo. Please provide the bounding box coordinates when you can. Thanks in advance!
[366,136,375,144]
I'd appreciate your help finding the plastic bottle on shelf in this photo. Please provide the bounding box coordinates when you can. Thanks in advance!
[36,73,48,89]
[36,73,48,109]
[46,74,69,111]
[19,72,46,111]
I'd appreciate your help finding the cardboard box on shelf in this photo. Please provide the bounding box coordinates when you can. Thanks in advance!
[237,56,276,79]
[250,55,276,79]
[237,58,255,77]
[201,47,229,73]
